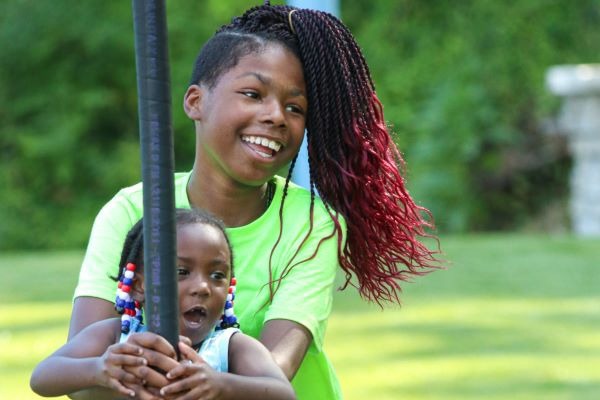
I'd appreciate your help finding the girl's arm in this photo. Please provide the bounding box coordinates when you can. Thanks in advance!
[68,297,118,339]
[67,331,183,400]
[30,318,142,397]
[259,319,311,380]
[160,335,296,400]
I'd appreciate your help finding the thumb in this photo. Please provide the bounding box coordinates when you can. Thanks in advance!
[178,341,205,364]
[178,335,192,347]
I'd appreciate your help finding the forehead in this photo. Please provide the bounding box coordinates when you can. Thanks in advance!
[213,43,305,90]
[176,223,230,259]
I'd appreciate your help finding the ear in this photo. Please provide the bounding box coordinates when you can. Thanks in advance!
[183,84,205,121]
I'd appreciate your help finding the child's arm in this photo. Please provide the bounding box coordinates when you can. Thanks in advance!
[30,318,148,398]
[160,334,296,400]
[70,331,184,400]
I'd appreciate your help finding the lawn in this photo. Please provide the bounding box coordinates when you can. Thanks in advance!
[1,234,598,399]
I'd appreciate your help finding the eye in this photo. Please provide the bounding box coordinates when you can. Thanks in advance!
[240,90,260,99]
[285,104,305,115]
[210,270,228,281]
[177,267,189,277]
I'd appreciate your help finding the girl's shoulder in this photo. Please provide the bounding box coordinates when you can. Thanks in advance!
[227,330,286,376]
[227,329,270,359]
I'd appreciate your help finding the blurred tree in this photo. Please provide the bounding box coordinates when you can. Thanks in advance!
[0,0,252,249]
[343,0,599,231]
[1,0,599,249]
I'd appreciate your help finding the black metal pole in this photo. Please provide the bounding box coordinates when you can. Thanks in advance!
[131,0,179,354]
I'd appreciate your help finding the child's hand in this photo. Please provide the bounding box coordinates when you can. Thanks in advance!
[94,341,147,398]
[159,341,224,400]
[121,332,183,397]
[179,335,192,347]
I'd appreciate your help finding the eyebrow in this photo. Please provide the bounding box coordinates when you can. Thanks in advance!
[177,256,230,268]
[236,71,306,98]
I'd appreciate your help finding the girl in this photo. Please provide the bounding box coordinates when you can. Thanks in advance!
[31,209,296,400]
[68,2,440,398]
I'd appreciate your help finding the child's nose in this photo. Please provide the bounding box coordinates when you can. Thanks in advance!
[261,98,285,127]
[190,278,210,297]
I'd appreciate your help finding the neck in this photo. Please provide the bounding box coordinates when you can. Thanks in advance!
[187,166,271,228]
[192,340,203,352]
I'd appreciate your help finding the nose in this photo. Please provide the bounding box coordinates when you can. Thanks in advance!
[189,275,210,297]
[261,98,286,128]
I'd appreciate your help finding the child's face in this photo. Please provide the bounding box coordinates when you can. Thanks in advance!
[176,222,232,345]
[186,43,307,186]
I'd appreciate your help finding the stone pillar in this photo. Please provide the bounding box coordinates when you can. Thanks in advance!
[546,64,600,236]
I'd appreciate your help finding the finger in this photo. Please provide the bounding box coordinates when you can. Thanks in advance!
[110,342,145,356]
[160,377,196,398]
[123,364,168,388]
[141,348,181,373]
[106,353,148,369]
[139,367,170,388]
[178,341,203,364]
[165,343,202,380]
[127,332,177,358]
[108,378,136,398]
[108,365,144,384]
[178,335,192,347]
[126,383,162,400]
[165,363,187,380]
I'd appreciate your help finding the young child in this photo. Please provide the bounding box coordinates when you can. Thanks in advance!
[31,209,296,400]
[69,2,440,398]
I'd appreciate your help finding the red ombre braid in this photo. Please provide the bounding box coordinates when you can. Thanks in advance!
[294,8,441,303]
[221,4,441,304]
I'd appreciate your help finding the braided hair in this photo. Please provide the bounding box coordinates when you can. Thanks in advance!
[190,2,440,304]
[114,208,239,332]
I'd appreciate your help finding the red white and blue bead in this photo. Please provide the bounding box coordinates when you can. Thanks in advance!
[217,277,238,330]
[115,262,143,334]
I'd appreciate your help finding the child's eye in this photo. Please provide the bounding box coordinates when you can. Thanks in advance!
[240,90,260,99]
[286,104,304,115]
[210,271,227,280]
[177,267,189,276]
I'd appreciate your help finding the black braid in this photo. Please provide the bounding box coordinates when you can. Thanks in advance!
[113,219,144,282]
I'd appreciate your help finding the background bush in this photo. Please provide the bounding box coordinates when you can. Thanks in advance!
[1,0,599,249]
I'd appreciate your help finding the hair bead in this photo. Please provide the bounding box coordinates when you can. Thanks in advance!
[217,277,239,330]
[114,262,142,334]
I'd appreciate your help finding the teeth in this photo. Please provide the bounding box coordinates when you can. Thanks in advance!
[242,135,282,152]
[255,150,272,158]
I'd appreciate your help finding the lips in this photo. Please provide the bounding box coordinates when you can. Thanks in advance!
[182,306,207,327]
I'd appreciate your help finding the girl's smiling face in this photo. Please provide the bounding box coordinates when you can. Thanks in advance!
[175,222,231,345]
[185,43,307,187]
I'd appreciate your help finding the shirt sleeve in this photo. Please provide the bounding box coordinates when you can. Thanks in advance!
[264,210,347,352]
[73,191,141,303]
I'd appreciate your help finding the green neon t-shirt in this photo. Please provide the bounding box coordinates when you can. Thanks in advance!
[75,171,346,399]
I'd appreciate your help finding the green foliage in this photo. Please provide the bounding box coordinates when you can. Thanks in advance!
[343,0,600,231]
[1,1,599,249]
[0,0,252,249]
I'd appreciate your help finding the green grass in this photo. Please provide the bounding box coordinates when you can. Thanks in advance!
[1,234,598,399]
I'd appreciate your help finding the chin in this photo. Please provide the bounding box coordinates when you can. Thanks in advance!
[180,325,212,346]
